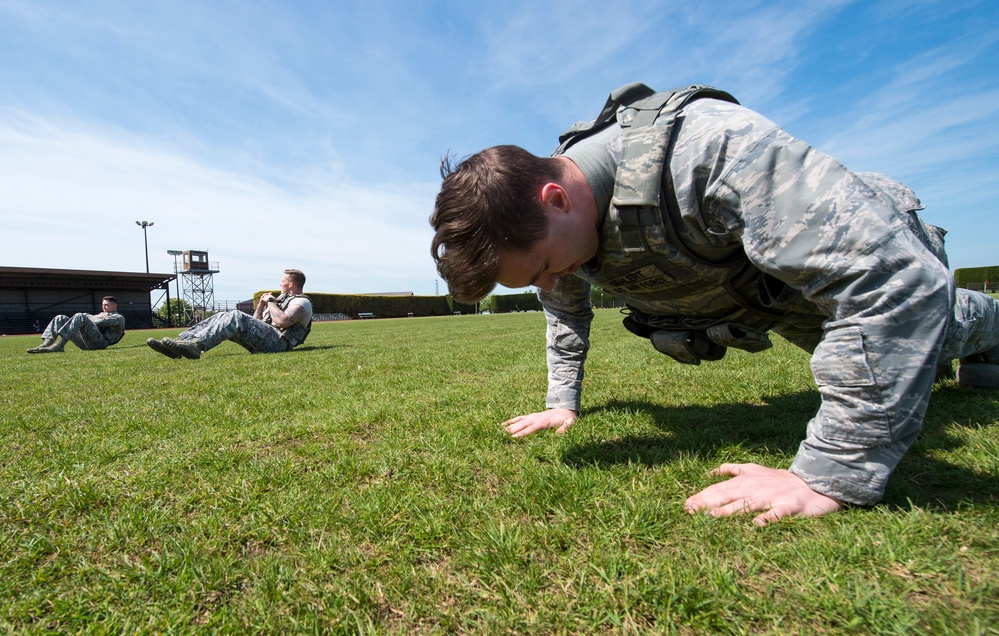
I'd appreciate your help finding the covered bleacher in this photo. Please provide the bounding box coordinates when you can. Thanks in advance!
[0,266,175,335]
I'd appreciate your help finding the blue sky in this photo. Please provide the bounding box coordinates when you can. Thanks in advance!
[1,0,997,302]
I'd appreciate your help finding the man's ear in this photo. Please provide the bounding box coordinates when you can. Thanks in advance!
[540,183,570,213]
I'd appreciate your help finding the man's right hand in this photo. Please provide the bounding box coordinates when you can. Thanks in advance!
[503,408,577,437]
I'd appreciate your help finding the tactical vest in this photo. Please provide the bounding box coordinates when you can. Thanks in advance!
[266,293,312,348]
[553,83,948,365]
[554,83,799,364]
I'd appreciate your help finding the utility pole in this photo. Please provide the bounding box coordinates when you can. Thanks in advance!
[135,221,154,273]
[167,249,183,327]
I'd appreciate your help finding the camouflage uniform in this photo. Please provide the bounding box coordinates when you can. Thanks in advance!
[39,312,125,350]
[176,294,313,354]
[541,96,999,506]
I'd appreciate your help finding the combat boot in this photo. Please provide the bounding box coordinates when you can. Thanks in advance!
[162,337,202,360]
[147,338,181,359]
[27,336,58,353]
[30,337,66,353]
[957,345,999,389]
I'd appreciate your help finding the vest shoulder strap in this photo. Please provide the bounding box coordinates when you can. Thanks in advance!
[553,84,738,156]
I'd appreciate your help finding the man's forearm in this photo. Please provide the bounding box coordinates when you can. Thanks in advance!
[788,231,952,505]
[91,314,124,329]
[539,277,594,413]
[683,108,954,505]
[543,307,591,413]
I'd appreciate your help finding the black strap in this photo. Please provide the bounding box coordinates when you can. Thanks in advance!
[554,83,739,156]
[555,82,657,150]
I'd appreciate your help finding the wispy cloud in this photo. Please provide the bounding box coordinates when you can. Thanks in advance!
[0,110,439,299]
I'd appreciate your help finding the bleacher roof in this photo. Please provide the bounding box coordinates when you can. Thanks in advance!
[0,266,175,291]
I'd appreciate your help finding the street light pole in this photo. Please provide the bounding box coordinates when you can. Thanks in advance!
[135,221,154,273]
[167,249,183,326]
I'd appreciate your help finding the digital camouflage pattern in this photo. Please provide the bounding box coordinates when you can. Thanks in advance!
[939,287,999,362]
[39,312,125,350]
[541,93,999,506]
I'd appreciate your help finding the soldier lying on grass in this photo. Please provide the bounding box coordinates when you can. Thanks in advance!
[147,269,313,359]
[27,296,125,354]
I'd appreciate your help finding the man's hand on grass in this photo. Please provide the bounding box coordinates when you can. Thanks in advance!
[503,408,576,437]
[684,463,843,526]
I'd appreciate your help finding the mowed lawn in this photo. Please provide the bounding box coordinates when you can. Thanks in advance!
[2,309,997,634]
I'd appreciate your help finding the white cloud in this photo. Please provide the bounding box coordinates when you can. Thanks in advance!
[0,111,441,300]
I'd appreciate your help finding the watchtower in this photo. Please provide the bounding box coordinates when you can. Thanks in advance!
[179,250,219,324]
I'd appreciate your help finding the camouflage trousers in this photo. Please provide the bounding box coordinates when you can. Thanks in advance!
[42,314,110,350]
[773,288,999,363]
[177,311,291,354]
[938,288,999,361]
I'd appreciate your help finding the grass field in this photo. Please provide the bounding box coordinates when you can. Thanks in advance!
[2,309,997,634]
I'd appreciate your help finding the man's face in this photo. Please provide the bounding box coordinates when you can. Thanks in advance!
[496,231,594,293]
[495,210,599,293]
[279,274,294,294]
[101,300,116,313]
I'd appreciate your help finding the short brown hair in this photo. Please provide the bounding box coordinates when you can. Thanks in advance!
[429,145,562,301]
[102,296,118,304]
[284,269,306,288]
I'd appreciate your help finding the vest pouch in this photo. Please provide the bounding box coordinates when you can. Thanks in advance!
[705,323,772,353]
[622,312,657,339]
[650,330,726,365]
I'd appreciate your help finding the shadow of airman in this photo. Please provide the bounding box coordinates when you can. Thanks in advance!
[560,386,998,511]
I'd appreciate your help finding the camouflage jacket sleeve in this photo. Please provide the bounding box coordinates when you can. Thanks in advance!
[538,274,594,413]
[672,100,952,505]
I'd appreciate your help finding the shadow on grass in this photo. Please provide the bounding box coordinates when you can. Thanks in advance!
[289,344,342,353]
[184,344,345,357]
[562,386,998,512]
[568,390,819,461]
[884,385,999,511]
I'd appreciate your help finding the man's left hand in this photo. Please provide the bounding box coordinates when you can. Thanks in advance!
[683,463,842,526]
[503,408,576,437]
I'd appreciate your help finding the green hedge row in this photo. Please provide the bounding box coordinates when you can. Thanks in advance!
[489,291,543,313]
[252,292,477,319]
[253,268,999,320]
[954,266,999,286]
